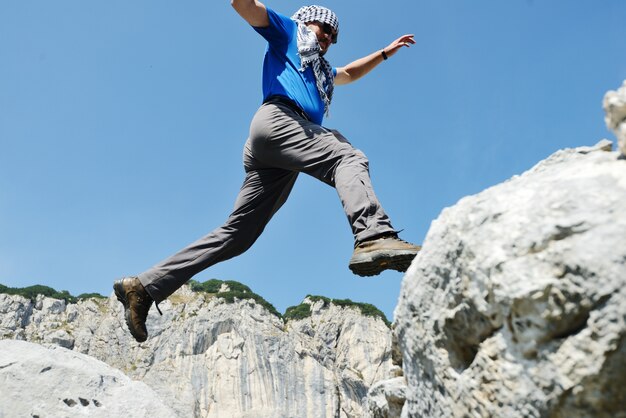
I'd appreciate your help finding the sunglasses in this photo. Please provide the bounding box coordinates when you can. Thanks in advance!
[321,23,338,44]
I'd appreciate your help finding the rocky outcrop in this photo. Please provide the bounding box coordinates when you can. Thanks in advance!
[365,377,407,418]
[394,141,626,417]
[0,339,176,418]
[604,80,626,156]
[0,288,393,417]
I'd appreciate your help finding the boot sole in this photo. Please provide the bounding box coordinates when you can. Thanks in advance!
[349,250,417,277]
[113,280,147,343]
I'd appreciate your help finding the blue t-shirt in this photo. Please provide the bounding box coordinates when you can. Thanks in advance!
[253,7,335,125]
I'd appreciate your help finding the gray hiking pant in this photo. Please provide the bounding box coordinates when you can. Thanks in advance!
[138,100,397,303]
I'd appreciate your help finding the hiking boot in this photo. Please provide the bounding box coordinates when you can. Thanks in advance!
[113,277,153,343]
[349,235,421,277]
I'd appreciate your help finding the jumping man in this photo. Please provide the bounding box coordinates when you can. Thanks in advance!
[114,2,421,343]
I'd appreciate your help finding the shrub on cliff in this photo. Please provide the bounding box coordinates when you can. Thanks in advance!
[0,284,105,304]
[188,279,281,318]
[285,295,390,327]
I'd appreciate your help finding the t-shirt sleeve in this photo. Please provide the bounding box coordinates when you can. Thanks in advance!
[252,7,296,47]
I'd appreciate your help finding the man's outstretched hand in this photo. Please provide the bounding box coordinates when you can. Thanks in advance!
[383,34,416,59]
[335,34,416,85]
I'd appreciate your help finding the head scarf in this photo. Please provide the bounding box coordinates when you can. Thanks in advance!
[291,5,339,116]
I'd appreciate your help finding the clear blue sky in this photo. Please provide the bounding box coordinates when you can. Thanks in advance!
[1,0,624,320]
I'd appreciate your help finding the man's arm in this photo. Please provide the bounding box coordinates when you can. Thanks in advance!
[231,0,269,27]
[335,34,415,86]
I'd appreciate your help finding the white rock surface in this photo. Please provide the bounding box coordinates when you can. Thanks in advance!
[604,80,626,156]
[395,142,626,417]
[0,290,392,417]
[0,339,176,418]
[364,377,407,418]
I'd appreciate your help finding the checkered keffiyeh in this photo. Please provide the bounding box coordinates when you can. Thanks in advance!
[291,5,339,116]
[291,5,339,36]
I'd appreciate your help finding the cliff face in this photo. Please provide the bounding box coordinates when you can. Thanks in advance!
[0,288,393,418]
[394,141,626,417]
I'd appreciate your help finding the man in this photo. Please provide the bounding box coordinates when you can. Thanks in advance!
[114,2,421,343]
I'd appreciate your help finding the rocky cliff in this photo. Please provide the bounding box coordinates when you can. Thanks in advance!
[394,140,626,417]
[0,286,393,418]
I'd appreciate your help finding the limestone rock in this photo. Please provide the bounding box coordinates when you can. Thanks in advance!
[603,80,626,156]
[0,288,392,417]
[0,339,176,418]
[364,377,407,418]
[395,142,626,417]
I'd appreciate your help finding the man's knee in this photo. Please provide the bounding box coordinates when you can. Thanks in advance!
[340,148,369,172]
[219,218,265,257]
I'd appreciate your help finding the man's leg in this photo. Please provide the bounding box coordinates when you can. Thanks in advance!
[138,167,298,304]
[250,103,396,243]
[115,164,297,342]
[250,103,420,275]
